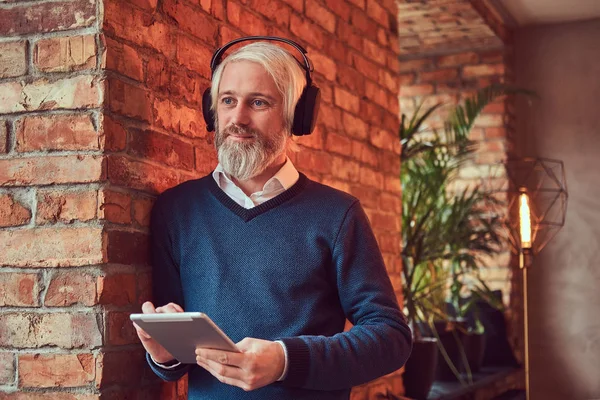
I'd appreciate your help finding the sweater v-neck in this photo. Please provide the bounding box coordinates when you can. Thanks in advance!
[207,172,309,222]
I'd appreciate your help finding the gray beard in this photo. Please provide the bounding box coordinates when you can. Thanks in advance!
[215,125,287,181]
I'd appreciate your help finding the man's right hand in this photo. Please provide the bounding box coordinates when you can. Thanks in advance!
[133,301,184,364]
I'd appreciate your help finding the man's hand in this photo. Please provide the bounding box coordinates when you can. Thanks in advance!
[195,337,285,391]
[133,301,184,364]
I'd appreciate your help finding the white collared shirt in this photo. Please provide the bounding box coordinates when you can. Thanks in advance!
[211,158,300,209]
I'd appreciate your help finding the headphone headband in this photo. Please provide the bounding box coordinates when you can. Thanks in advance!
[210,36,314,85]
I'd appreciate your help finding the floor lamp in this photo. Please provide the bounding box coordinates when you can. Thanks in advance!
[501,157,568,400]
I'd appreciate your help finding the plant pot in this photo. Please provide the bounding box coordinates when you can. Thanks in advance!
[434,319,468,381]
[403,337,438,400]
[464,331,486,373]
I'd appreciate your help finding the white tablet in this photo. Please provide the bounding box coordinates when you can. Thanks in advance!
[130,312,240,364]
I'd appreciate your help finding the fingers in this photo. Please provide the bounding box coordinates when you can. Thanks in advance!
[141,301,156,314]
[196,356,256,392]
[155,302,184,313]
[195,348,245,367]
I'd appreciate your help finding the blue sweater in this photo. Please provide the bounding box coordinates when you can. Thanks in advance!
[147,173,412,399]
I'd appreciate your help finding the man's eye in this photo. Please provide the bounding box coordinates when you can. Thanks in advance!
[222,97,234,105]
[252,99,267,107]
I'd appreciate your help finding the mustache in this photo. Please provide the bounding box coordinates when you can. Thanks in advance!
[222,125,259,138]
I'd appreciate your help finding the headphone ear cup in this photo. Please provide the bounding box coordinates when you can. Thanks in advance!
[202,88,215,132]
[292,85,320,136]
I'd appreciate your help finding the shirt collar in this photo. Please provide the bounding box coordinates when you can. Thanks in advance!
[212,157,299,193]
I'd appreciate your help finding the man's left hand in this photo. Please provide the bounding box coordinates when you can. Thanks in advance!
[195,337,285,391]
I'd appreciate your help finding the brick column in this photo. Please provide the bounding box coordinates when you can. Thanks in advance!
[1,0,405,398]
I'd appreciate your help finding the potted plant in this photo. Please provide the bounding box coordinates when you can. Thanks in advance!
[400,85,521,396]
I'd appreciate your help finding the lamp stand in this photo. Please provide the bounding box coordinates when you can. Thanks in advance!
[519,250,530,400]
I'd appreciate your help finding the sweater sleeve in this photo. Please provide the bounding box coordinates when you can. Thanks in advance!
[279,201,412,390]
[145,197,192,381]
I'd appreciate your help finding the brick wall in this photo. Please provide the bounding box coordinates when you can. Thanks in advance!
[1,0,406,398]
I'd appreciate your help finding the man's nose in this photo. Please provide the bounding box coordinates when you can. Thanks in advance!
[230,103,251,126]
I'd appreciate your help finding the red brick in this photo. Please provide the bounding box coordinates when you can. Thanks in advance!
[359,167,384,190]
[363,39,387,66]
[436,52,479,67]
[107,155,180,194]
[0,0,96,36]
[484,127,507,139]
[364,80,388,108]
[474,114,504,128]
[337,64,364,92]
[163,0,218,43]
[195,142,218,175]
[44,271,97,307]
[323,0,350,21]
[103,0,174,58]
[36,189,97,224]
[463,64,505,77]
[0,227,104,267]
[34,35,96,73]
[0,393,97,400]
[102,114,127,152]
[310,51,337,82]
[280,0,303,13]
[129,129,195,170]
[385,174,401,194]
[352,53,379,82]
[169,65,205,106]
[318,103,342,130]
[334,87,360,113]
[175,35,212,80]
[290,14,324,49]
[0,194,31,228]
[370,129,395,152]
[0,313,101,349]
[325,132,353,156]
[98,189,132,224]
[342,112,368,140]
[420,68,458,82]
[379,192,401,213]
[353,141,379,167]
[0,155,104,186]
[379,69,399,93]
[0,75,101,114]
[0,120,7,154]
[334,22,362,53]
[330,156,360,182]
[133,196,153,227]
[249,0,291,27]
[400,84,434,96]
[106,311,138,345]
[212,0,226,20]
[367,0,389,28]
[296,125,324,150]
[347,0,365,10]
[0,352,15,385]
[15,114,98,152]
[153,98,207,139]
[0,40,27,78]
[398,58,433,73]
[95,349,145,388]
[105,37,144,82]
[0,273,39,307]
[107,78,152,122]
[483,101,506,114]
[128,0,158,11]
[227,2,268,37]
[97,273,137,306]
[18,353,95,388]
[294,150,332,175]
[348,185,379,209]
[105,229,149,266]
[306,1,336,33]
[351,8,379,35]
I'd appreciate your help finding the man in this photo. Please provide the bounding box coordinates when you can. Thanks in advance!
[134,39,412,399]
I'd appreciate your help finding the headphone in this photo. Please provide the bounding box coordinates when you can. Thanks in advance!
[201,36,321,136]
